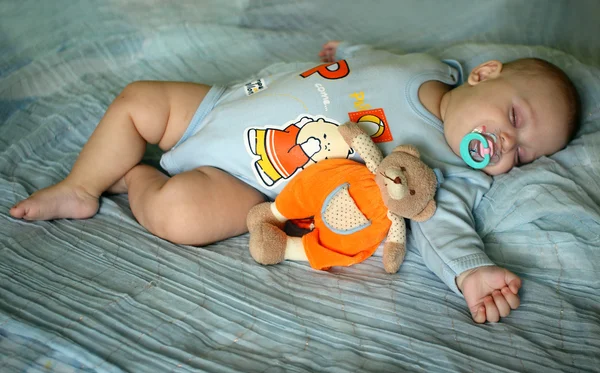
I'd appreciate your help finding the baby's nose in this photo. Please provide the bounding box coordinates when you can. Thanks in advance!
[500,131,516,152]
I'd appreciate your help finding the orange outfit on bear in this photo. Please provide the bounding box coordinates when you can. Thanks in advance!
[275,159,391,270]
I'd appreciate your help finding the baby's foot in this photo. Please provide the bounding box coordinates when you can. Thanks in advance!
[457,265,521,323]
[10,182,99,221]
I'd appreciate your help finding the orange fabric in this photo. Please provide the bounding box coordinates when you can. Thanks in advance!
[275,159,391,270]
[265,125,307,178]
[289,218,314,230]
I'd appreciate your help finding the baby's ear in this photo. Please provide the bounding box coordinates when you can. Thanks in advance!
[468,60,503,85]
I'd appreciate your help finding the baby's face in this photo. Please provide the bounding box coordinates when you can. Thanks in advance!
[442,62,571,175]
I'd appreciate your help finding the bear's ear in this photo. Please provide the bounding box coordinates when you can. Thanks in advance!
[392,144,420,158]
[411,200,436,222]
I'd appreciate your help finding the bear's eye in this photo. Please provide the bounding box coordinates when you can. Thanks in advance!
[401,166,406,172]
[410,189,415,195]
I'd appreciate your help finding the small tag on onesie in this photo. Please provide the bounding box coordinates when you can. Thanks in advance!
[244,79,267,96]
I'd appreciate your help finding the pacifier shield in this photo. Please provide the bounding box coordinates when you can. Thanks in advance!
[460,132,491,169]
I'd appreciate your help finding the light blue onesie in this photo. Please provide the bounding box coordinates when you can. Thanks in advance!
[160,42,496,295]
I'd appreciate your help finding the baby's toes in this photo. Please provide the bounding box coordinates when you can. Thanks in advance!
[9,202,26,218]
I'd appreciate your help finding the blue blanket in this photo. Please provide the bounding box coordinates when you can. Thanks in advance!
[1,1,599,372]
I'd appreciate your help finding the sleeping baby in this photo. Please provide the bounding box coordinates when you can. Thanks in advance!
[10,41,580,323]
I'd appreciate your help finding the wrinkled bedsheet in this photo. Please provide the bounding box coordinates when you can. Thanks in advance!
[1,1,599,372]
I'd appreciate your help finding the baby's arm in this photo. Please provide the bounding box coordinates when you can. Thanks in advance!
[457,266,521,323]
[411,169,522,323]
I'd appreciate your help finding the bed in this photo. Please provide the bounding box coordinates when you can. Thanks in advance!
[1,1,599,372]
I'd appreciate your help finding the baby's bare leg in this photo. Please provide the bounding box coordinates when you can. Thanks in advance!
[123,164,265,245]
[10,81,211,220]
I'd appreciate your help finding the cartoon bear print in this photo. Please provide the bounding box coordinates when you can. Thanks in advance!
[246,115,353,187]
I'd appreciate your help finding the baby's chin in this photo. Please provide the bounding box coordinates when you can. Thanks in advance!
[481,164,511,176]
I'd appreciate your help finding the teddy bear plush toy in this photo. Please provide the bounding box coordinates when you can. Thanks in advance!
[247,121,438,273]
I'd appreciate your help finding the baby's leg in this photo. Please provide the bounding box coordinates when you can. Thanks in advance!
[10,81,211,221]
[123,164,265,245]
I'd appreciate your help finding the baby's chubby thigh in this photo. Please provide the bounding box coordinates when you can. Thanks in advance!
[156,80,353,244]
[137,165,265,246]
[151,96,291,244]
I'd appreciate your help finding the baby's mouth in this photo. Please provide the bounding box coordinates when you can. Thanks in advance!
[468,132,501,163]
[460,125,504,169]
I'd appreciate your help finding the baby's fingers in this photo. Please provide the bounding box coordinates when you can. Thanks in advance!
[501,286,521,309]
[319,50,336,62]
[484,296,500,323]
[506,275,522,294]
[322,40,340,49]
[471,305,486,324]
[318,48,330,57]
[319,51,333,62]
[492,290,511,317]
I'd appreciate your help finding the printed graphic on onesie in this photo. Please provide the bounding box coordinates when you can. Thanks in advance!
[244,115,354,189]
[243,60,393,189]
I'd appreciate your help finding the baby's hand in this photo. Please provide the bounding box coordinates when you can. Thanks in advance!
[457,265,521,323]
[318,41,341,62]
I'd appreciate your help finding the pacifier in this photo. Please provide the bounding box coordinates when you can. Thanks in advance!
[459,126,501,169]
